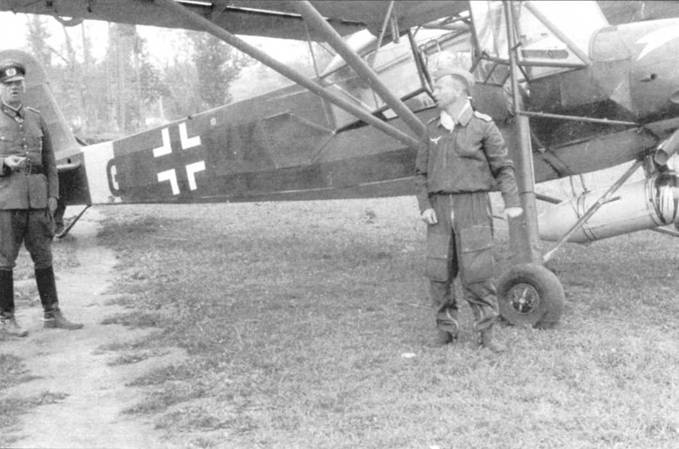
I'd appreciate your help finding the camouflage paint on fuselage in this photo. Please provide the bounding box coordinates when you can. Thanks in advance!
[6,12,679,207]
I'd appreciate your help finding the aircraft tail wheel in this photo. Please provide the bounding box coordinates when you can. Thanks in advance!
[497,263,565,329]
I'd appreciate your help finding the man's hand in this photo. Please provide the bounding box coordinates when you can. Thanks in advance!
[4,155,26,171]
[421,208,438,225]
[504,207,523,219]
[47,197,58,215]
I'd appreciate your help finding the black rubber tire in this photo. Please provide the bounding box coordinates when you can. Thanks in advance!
[497,263,565,329]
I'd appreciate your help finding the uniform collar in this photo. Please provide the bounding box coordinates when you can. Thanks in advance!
[438,100,472,131]
[1,101,23,120]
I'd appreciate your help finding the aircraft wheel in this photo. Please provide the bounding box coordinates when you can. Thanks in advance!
[497,263,565,329]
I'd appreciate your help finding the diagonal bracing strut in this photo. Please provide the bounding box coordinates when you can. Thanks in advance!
[542,159,644,263]
[155,0,421,150]
[292,1,427,139]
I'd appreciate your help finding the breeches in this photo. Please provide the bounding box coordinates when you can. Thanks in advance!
[0,209,54,270]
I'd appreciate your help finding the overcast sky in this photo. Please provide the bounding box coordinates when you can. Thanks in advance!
[0,11,313,69]
[0,11,201,66]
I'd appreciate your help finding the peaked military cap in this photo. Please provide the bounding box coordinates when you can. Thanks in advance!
[0,60,26,84]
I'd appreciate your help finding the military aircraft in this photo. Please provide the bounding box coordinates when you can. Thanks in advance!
[2,0,679,328]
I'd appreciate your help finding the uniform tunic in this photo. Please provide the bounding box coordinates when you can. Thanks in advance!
[415,102,519,325]
[0,103,58,270]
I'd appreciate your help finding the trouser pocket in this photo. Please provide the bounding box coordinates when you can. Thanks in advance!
[457,225,494,284]
[425,231,451,282]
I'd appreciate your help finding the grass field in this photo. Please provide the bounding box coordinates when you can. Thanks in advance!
[83,193,679,449]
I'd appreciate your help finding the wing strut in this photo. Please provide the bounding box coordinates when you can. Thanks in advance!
[542,160,643,263]
[155,0,421,150]
[652,227,679,238]
[292,1,427,139]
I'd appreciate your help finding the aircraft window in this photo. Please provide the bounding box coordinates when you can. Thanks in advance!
[590,27,630,62]
[420,30,473,71]
[320,29,450,128]
[364,28,473,120]
[470,1,607,79]
[524,1,607,55]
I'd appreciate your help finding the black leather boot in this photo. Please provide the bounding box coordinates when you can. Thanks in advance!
[0,270,27,337]
[36,267,83,330]
[0,269,14,312]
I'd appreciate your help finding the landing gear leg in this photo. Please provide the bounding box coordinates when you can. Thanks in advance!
[500,2,566,329]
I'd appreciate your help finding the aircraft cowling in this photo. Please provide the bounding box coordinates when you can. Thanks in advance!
[538,173,679,243]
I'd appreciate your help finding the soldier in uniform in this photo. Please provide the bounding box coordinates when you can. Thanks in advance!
[0,60,82,337]
[415,61,523,352]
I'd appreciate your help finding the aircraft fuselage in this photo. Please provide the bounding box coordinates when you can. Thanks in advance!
[526,18,679,180]
[43,17,679,206]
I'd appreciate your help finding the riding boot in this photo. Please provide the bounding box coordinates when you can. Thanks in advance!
[36,267,83,330]
[0,270,28,337]
[0,269,14,313]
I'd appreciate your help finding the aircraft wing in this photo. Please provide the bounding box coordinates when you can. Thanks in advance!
[0,0,467,40]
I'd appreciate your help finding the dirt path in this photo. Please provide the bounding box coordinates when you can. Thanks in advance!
[1,209,185,449]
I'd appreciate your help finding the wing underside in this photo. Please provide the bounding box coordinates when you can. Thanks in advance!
[0,0,466,40]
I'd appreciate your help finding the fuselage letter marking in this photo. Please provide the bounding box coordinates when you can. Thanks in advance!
[110,164,119,190]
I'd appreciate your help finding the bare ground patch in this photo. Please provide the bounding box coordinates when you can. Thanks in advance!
[0,209,186,449]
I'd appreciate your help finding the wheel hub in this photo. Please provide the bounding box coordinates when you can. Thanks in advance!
[507,282,540,314]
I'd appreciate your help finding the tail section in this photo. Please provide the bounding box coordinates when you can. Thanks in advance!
[0,49,91,206]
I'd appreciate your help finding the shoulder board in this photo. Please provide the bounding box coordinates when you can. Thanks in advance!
[473,111,492,121]
[25,107,41,114]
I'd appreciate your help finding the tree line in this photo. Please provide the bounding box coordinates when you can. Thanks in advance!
[25,17,252,141]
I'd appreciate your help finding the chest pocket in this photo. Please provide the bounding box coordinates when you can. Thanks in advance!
[24,119,43,152]
[0,126,19,154]
[0,126,18,142]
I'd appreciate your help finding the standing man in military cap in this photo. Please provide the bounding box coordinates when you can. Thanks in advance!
[415,58,522,352]
[0,60,82,337]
